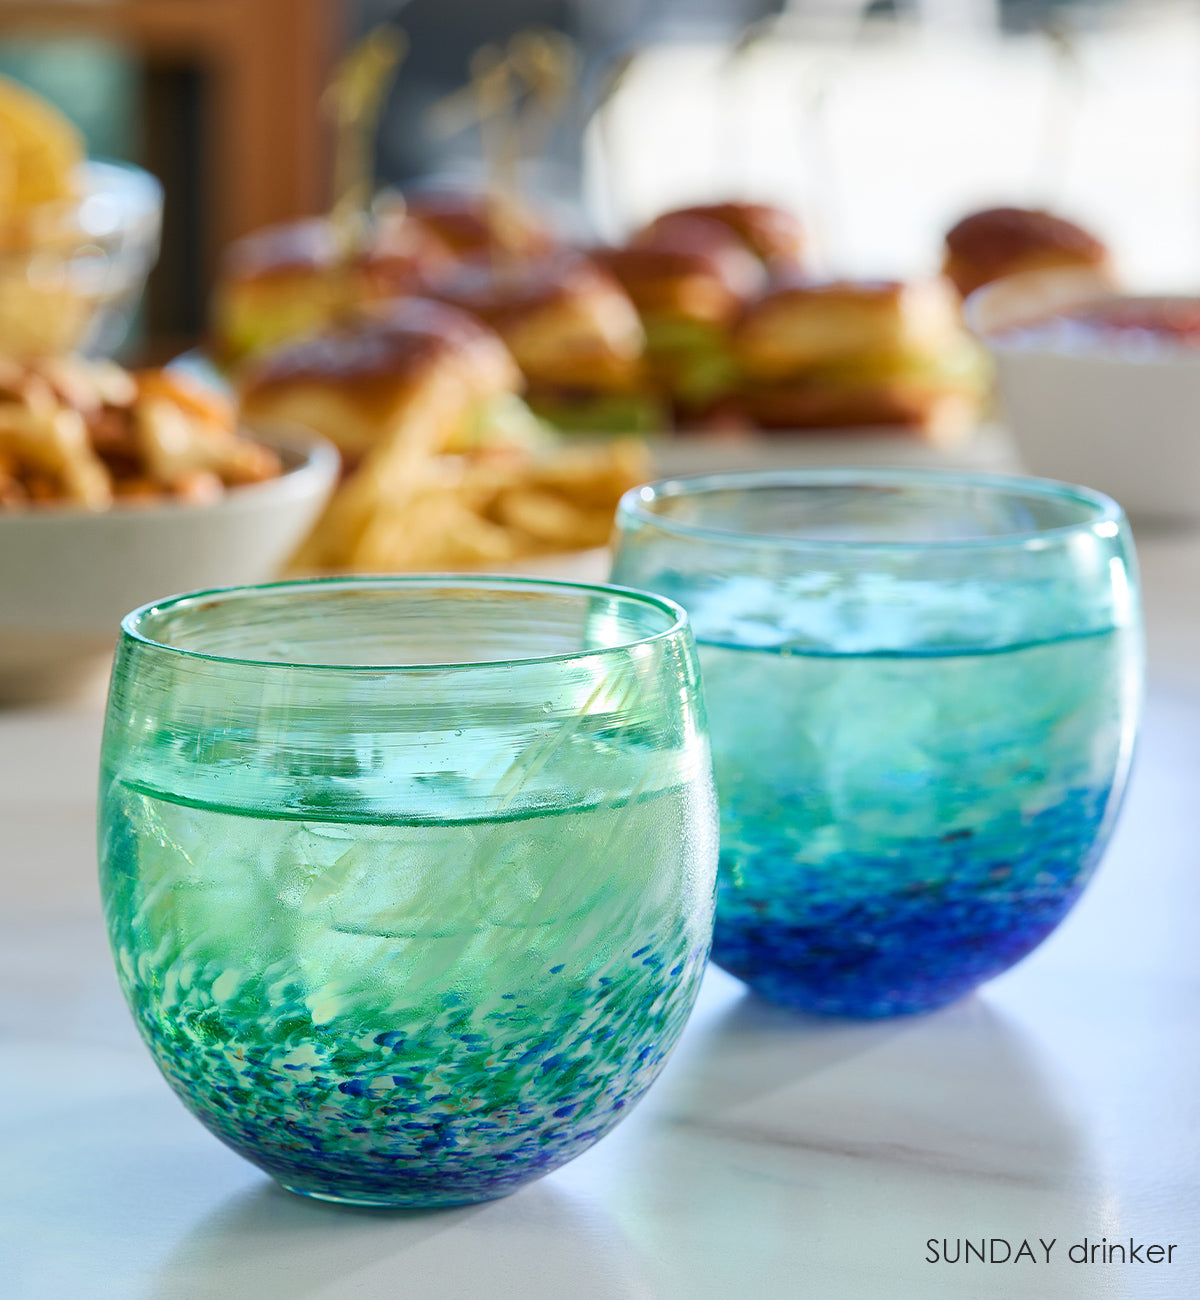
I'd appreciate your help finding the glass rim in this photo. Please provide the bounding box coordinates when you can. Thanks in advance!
[120,573,690,673]
[615,467,1126,552]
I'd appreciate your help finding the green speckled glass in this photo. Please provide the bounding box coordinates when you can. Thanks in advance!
[99,576,717,1208]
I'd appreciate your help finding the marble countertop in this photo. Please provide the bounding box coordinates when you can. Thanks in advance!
[2,527,1199,1300]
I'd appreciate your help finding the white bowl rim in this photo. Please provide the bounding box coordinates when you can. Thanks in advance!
[967,275,1200,365]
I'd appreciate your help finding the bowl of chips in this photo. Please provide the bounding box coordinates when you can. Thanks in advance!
[0,358,338,702]
[0,74,163,358]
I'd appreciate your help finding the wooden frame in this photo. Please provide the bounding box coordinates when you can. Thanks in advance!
[0,0,341,340]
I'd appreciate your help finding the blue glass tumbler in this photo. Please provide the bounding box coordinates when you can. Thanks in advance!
[612,469,1142,1017]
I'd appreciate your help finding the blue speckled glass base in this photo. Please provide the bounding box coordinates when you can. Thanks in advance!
[711,785,1111,1017]
[695,630,1136,1018]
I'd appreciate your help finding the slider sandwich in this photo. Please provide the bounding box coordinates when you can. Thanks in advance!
[732,278,986,440]
[210,219,347,368]
[355,207,456,304]
[425,251,664,433]
[238,297,544,570]
[238,297,532,467]
[210,213,453,367]
[237,297,650,572]
[593,216,764,420]
[942,207,1112,300]
[636,201,805,274]
[402,188,558,262]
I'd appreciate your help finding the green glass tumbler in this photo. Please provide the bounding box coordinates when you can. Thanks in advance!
[99,576,717,1207]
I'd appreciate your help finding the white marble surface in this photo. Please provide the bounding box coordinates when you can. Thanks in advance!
[2,528,1199,1300]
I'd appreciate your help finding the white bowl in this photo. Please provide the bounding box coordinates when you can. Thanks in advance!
[0,425,338,702]
[967,272,1200,522]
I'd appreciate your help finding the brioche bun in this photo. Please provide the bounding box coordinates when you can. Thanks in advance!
[943,206,1111,298]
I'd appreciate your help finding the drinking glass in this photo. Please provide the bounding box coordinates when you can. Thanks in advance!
[611,469,1142,1018]
[99,576,717,1207]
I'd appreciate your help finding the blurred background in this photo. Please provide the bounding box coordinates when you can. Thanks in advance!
[1,0,1196,361]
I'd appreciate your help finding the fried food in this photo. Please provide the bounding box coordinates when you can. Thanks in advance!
[0,74,84,216]
[0,356,282,510]
[297,438,651,573]
[0,78,97,357]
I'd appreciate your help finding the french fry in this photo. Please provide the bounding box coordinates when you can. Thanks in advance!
[0,402,112,508]
[522,438,651,505]
[491,487,592,546]
[135,397,281,490]
[297,431,650,573]
[0,355,284,510]
[350,491,521,572]
[137,368,234,432]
